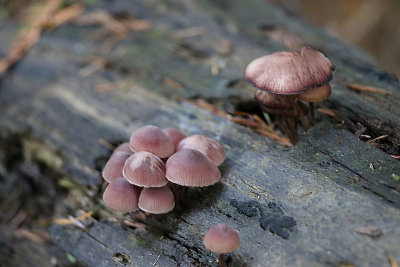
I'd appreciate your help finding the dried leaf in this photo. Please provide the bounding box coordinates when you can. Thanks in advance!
[346,83,392,95]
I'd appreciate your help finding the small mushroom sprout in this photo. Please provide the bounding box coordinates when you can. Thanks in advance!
[203,223,240,267]
[101,125,226,215]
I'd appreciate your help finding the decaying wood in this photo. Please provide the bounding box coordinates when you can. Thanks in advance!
[0,0,399,266]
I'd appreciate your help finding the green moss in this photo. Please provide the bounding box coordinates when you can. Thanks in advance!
[392,174,400,181]
[23,138,63,170]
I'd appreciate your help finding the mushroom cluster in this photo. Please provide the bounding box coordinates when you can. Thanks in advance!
[245,46,335,143]
[102,125,225,214]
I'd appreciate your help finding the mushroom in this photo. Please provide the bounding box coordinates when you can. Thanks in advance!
[203,223,240,267]
[113,142,134,155]
[245,46,334,142]
[177,135,225,165]
[138,186,175,214]
[103,177,141,212]
[102,151,131,183]
[166,149,221,187]
[254,90,308,143]
[129,125,175,158]
[163,127,186,148]
[122,151,168,187]
[297,83,331,124]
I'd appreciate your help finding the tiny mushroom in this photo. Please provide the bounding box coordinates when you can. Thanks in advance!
[166,149,221,187]
[203,223,240,267]
[177,135,225,165]
[102,151,131,183]
[129,125,175,158]
[163,127,186,147]
[138,186,175,214]
[103,177,141,213]
[123,151,168,187]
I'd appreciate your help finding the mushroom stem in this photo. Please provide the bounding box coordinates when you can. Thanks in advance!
[281,114,297,144]
[309,102,315,125]
[288,96,309,130]
[218,253,227,267]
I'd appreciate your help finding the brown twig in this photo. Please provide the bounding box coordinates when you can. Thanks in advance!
[0,0,70,75]
[317,108,339,117]
[346,83,392,95]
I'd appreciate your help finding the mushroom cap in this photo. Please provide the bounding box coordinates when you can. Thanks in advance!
[123,151,168,187]
[138,186,175,214]
[245,46,334,95]
[166,149,221,187]
[102,151,131,183]
[113,142,134,155]
[103,177,140,212]
[297,83,331,102]
[163,127,186,147]
[177,135,225,165]
[129,125,175,158]
[203,223,240,254]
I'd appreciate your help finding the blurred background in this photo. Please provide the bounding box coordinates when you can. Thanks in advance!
[1,0,399,78]
[273,0,400,78]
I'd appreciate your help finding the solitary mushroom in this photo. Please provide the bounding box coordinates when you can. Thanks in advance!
[166,149,221,187]
[129,125,175,158]
[138,186,175,214]
[123,151,168,187]
[203,223,240,267]
[245,46,334,142]
[103,177,141,212]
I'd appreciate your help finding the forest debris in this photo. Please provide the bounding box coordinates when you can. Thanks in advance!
[79,58,107,77]
[15,228,51,244]
[255,129,293,146]
[337,120,345,127]
[390,155,400,160]
[346,83,392,95]
[387,253,399,267]
[74,10,150,37]
[317,108,339,117]
[172,26,206,39]
[163,77,183,90]
[55,211,94,225]
[98,138,116,150]
[355,226,382,238]
[190,98,228,117]
[122,219,146,229]
[190,99,292,146]
[0,0,72,75]
[366,135,388,144]
[45,3,84,29]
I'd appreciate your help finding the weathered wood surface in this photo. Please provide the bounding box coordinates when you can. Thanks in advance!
[1,0,400,266]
